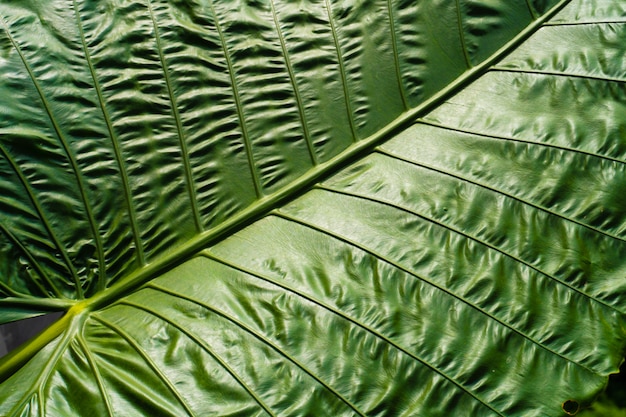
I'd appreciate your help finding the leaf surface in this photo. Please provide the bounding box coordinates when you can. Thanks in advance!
[1,0,626,415]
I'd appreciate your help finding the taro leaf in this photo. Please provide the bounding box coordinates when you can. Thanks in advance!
[1,0,626,415]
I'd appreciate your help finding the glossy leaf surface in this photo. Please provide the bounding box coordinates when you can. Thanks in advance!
[1,0,626,415]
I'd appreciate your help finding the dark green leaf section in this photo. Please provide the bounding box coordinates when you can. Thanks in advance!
[0,0,555,303]
[1,1,626,415]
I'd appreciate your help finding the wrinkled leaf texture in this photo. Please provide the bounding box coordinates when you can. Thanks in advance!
[1,0,626,415]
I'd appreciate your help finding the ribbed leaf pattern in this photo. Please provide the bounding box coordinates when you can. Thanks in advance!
[0,0,553,302]
[2,0,626,416]
[1,0,626,415]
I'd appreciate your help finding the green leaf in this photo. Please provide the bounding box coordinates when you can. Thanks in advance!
[1,0,625,415]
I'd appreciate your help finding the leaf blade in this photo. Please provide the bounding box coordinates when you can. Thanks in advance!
[3,0,626,416]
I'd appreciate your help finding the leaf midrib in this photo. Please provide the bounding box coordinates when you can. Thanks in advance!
[0,0,572,382]
[93,0,571,308]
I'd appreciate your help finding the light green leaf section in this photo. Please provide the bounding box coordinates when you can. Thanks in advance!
[1,0,626,416]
